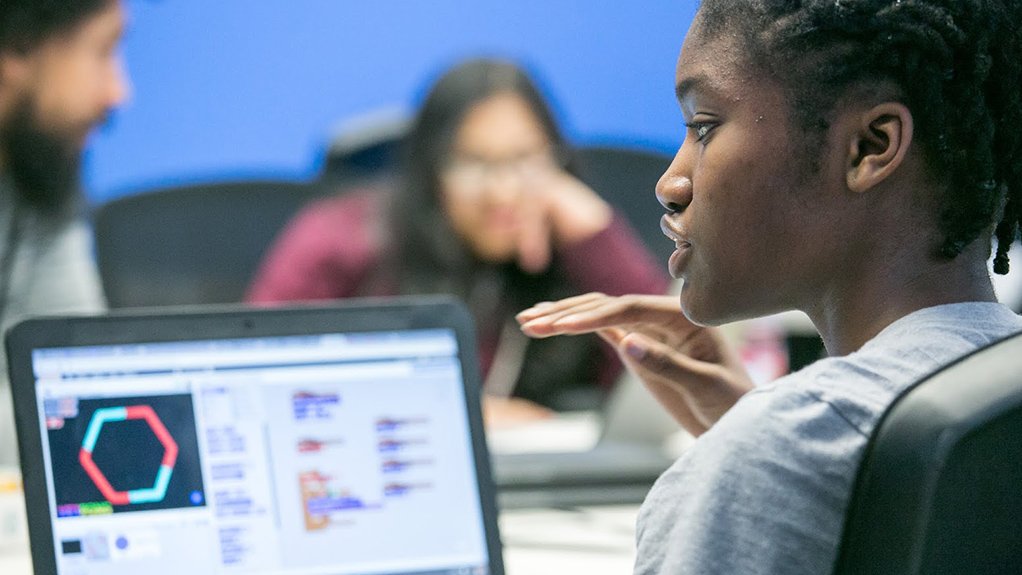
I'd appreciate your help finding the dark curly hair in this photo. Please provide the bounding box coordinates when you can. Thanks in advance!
[696,0,1022,273]
[0,0,116,54]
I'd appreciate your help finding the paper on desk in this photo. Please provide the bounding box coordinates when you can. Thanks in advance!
[486,411,601,455]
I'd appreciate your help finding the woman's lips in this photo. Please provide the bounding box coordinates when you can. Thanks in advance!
[668,243,691,279]
[660,215,691,278]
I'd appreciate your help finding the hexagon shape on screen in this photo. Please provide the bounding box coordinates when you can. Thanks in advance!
[78,405,178,505]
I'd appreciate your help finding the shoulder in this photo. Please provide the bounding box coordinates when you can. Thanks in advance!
[636,382,863,574]
[704,377,871,474]
[635,303,1022,574]
[13,206,90,260]
[10,213,105,316]
[791,302,1022,436]
[262,190,386,272]
[654,301,1022,497]
[247,189,392,302]
[277,189,387,255]
[635,349,940,573]
[288,189,384,233]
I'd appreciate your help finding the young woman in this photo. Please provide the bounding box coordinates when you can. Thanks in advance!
[517,0,1022,572]
[247,58,669,422]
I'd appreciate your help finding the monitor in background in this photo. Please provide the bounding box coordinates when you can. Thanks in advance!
[7,299,504,575]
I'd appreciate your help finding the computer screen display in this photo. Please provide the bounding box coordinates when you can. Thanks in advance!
[28,328,490,575]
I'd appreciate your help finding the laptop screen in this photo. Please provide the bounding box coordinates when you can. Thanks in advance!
[23,323,493,575]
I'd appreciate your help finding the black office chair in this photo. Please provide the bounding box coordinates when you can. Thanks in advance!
[93,179,334,308]
[573,146,675,264]
[320,111,410,187]
[833,330,1022,574]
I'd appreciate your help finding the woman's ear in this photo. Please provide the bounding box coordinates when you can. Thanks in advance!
[845,102,914,193]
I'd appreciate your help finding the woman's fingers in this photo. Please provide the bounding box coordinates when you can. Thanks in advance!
[516,293,613,336]
[596,326,629,347]
[619,331,719,387]
[617,332,750,436]
[515,292,607,322]
[515,292,752,435]
[514,292,752,435]
[638,376,707,437]
[518,293,686,337]
[616,332,710,434]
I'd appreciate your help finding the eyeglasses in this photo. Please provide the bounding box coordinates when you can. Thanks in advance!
[442,147,561,190]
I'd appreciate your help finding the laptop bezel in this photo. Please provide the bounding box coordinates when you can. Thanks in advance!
[6,296,505,575]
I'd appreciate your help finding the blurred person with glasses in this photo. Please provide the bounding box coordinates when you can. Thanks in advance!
[248,58,669,425]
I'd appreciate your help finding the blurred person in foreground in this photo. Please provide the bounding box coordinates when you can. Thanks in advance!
[0,0,130,465]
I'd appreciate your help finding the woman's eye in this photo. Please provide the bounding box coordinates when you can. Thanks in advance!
[686,122,714,143]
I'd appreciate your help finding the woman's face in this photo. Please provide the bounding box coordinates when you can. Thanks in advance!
[440,92,558,264]
[658,19,850,326]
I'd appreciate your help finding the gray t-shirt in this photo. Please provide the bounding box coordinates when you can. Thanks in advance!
[634,302,1022,575]
[0,175,106,466]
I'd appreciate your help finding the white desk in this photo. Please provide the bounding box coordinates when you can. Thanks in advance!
[0,549,32,575]
[0,505,639,575]
[1,414,644,575]
[0,466,30,575]
[486,410,602,454]
[501,504,637,574]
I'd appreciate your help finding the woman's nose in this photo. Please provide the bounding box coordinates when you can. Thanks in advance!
[655,152,693,213]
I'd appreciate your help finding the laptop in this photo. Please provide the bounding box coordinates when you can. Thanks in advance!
[490,367,688,509]
[6,297,504,575]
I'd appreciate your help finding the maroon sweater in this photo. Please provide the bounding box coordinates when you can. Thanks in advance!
[247,190,670,396]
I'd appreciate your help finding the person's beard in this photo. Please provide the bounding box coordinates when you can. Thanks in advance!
[0,95,87,214]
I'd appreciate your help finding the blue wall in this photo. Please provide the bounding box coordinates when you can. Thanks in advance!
[83,1,699,203]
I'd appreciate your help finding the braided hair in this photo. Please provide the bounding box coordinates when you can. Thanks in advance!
[696,0,1022,273]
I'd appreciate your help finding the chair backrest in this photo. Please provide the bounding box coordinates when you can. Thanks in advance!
[93,179,333,308]
[833,330,1022,574]
[573,146,674,264]
[320,111,410,187]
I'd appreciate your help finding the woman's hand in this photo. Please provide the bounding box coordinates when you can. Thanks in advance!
[516,170,612,273]
[517,293,754,436]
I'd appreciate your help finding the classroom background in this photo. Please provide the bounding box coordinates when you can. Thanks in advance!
[83,1,700,203]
